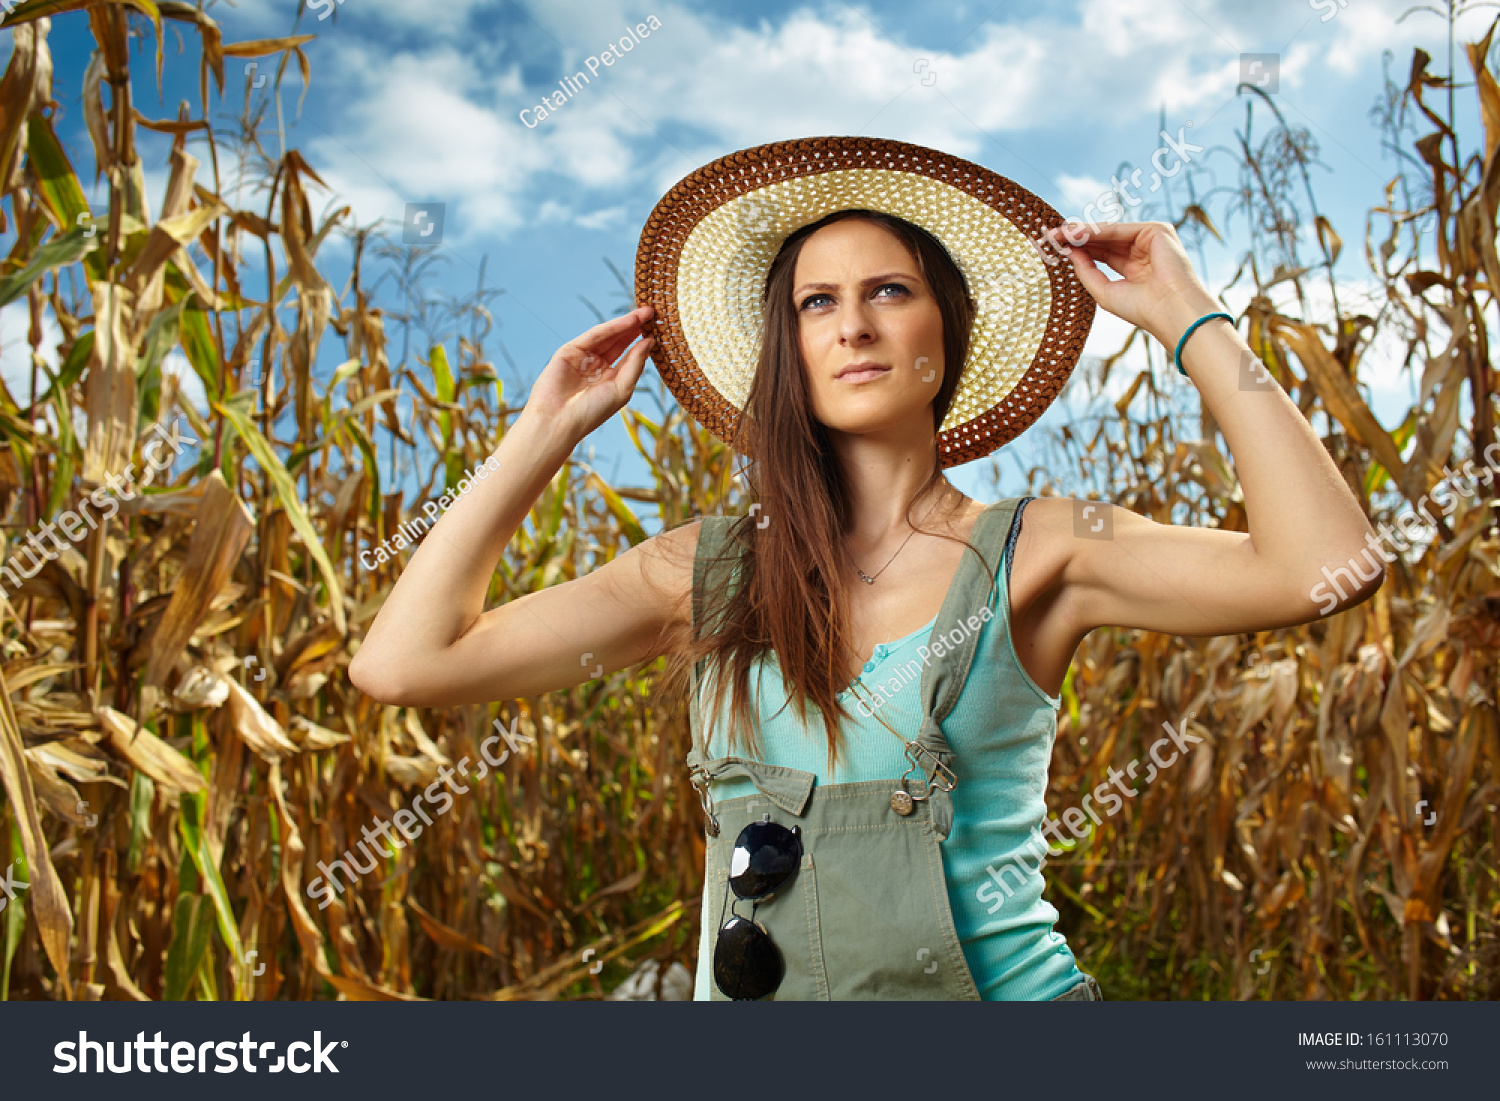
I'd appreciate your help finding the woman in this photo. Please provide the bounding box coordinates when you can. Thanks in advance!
[349,138,1383,1000]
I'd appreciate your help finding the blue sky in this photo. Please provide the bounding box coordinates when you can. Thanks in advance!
[3,0,1490,525]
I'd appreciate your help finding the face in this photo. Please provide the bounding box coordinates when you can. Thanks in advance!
[791,218,945,442]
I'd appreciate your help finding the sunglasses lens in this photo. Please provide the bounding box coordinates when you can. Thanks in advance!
[728,819,801,899]
[714,915,783,1000]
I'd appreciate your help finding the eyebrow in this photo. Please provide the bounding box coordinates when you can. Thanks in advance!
[792,271,919,297]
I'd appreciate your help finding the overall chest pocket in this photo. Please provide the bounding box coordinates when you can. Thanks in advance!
[703,786,978,1001]
[705,849,829,1002]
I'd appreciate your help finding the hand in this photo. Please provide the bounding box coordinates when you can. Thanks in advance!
[1044,222,1220,349]
[525,306,655,440]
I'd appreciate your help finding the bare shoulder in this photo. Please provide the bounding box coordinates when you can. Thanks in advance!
[595,516,704,636]
[1006,496,1084,612]
[1009,496,1077,544]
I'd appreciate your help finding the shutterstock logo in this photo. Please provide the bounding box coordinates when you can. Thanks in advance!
[55,1031,345,1074]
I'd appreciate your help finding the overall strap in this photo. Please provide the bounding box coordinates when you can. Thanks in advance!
[690,515,739,641]
[688,515,800,831]
[684,500,1025,837]
[687,514,738,763]
[911,497,1022,840]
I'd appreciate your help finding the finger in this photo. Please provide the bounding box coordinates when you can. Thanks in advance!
[568,306,652,357]
[579,332,639,373]
[1074,242,1134,268]
[1045,221,1150,245]
[608,336,654,399]
[1056,231,1137,268]
[570,332,639,379]
[1056,244,1116,300]
[1042,227,1122,268]
[580,307,657,365]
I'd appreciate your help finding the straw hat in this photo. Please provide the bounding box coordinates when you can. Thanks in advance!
[632,135,1096,468]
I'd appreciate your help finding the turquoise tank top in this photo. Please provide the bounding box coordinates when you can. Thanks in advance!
[691,498,1085,1000]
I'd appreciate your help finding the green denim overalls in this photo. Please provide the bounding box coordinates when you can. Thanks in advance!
[686,500,1023,1000]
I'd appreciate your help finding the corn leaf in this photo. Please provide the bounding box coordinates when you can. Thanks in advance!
[178,304,222,401]
[0,224,98,309]
[162,890,213,1001]
[24,114,89,232]
[213,396,348,635]
[585,470,646,547]
[1,827,25,1000]
[178,790,246,999]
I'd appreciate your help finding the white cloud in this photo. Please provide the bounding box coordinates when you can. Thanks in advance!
[0,302,63,407]
[324,0,497,34]
[227,0,501,38]
[575,204,630,230]
[165,350,209,421]
[271,0,1456,246]
[303,44,541,240]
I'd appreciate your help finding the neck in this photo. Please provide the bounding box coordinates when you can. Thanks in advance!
[839,458,957,552]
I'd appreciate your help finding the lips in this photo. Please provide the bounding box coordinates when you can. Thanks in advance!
[836,362,890,383]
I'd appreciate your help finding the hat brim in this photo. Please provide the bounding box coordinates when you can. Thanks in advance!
[634,136,1095,468]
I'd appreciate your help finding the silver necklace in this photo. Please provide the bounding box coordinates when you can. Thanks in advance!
[850,490,947,585]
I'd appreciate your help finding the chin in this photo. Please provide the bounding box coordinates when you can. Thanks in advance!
[817,406,931,439]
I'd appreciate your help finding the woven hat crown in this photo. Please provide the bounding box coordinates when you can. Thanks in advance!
[634,136,1095,467]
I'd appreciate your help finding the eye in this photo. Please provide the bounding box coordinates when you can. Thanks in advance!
[798,283,912,311]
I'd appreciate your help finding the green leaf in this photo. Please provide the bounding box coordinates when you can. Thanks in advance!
[286,388,399,473]
[539,526,575,588]
[455,370,500,402]
[178,795,245,999]
[166,260,252,311]
[621,409,659,462]
[431,343,455,403]
[179,711,247,994]
[163,891,213,1001]
[1364,408,1419,498]
[329,357,362,391]
[196,948,219,1001]
[53,330,94,396]
[35,358,75,520]
[137,299,186,430]
[2,824,26,1001]
[445,451,467,494]
[177,305,222,402]
[342,418,382,530]
[1061,664,1080,733]
[127,770,155,876]
[586,471,645,547]
[213,396,348,636]
[25,114,90,244]
[0,225,99,309]
[430,343,454,450]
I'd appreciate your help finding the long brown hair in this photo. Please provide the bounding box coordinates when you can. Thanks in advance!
[656,209,996,770]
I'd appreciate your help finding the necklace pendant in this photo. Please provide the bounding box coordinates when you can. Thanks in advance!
[858,570,875,585]
[890,789,915,816]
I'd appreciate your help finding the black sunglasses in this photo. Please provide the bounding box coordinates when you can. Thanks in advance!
[713,813,802,1000]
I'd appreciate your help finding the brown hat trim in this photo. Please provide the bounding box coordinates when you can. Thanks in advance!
[633,135,1095,469]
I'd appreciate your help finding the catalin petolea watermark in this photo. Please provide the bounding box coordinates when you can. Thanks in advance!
[360,452,500,570]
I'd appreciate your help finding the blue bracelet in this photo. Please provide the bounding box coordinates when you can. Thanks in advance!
[1172,312,1234,376]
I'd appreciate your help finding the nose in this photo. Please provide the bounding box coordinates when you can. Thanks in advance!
[836,299,875,346]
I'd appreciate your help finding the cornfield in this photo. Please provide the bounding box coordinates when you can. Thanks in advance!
[0,4,1493,1001]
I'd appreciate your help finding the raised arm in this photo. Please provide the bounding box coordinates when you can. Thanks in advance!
[348,306,699,709]
[1035,221,1384,640]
